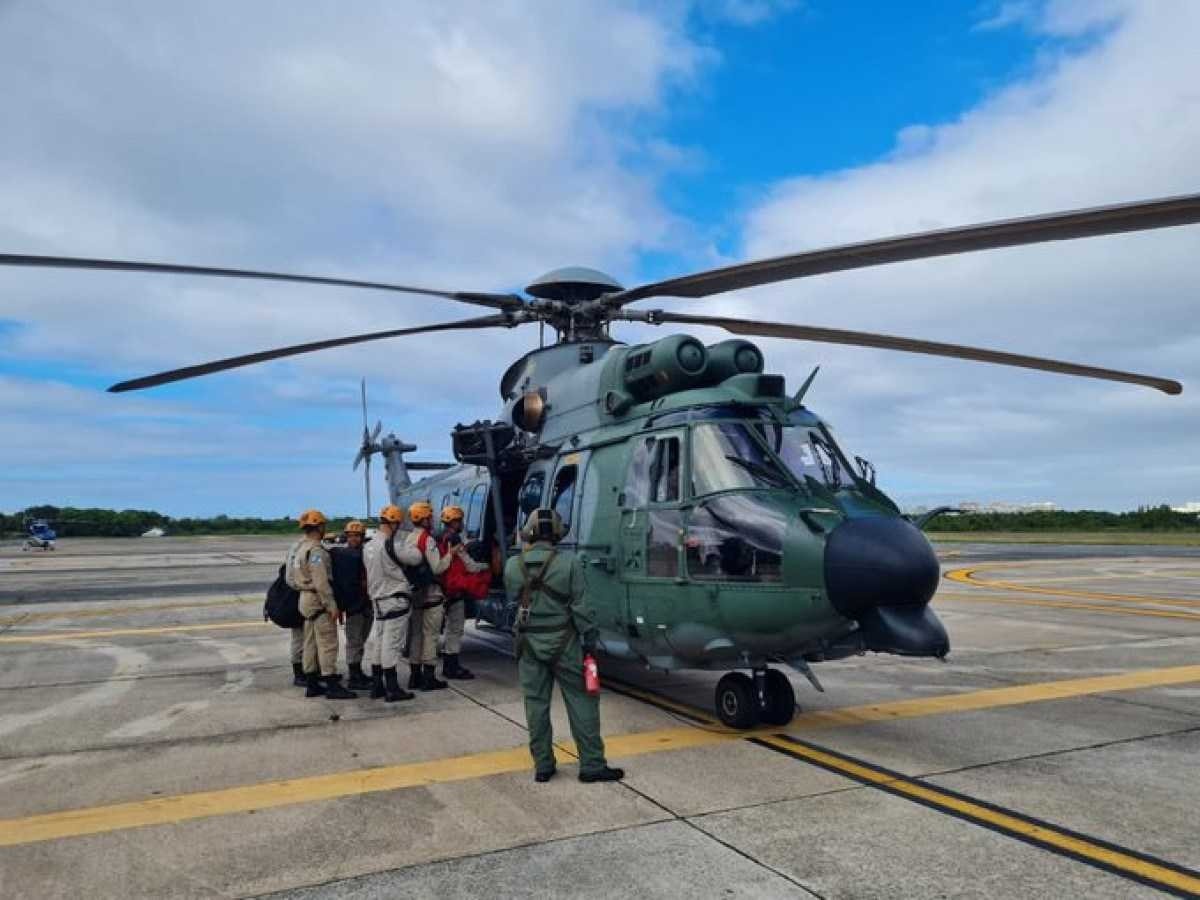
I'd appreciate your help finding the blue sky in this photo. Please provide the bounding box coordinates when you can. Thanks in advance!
[1,0,1197,516]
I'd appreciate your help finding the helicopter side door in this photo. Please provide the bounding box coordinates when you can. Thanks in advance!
[619,429,686,645]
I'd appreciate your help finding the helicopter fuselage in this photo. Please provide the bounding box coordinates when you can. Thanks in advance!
[392,337,948,674]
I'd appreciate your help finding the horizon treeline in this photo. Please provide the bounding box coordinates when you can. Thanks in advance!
[3,503,1198,538]
[2,505,361,537]
[925,505,1200,532]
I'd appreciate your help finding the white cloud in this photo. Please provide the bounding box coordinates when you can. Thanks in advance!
[1,0,1197,515]
[721,0,1200,508]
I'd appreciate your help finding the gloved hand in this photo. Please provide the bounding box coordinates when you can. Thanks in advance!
[446,532,463,547]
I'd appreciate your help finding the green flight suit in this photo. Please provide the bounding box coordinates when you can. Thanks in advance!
[504,541,607,776]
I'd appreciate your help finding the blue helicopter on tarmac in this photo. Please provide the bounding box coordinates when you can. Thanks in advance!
[23,519,57,551]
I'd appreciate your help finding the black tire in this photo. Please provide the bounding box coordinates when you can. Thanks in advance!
[761,669,796,726]
[715,672,759,729]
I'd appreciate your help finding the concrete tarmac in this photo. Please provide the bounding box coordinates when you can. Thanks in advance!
[1,537,1198,898]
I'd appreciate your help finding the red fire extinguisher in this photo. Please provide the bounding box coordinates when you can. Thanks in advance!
[583,653,600,695]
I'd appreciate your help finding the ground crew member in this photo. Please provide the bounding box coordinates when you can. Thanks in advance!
[363,505,421,702]
[504,508,624,784]
[437,505,490,680]
[406,501,453,691]
[286,509,355,699]
[330,521,373,690]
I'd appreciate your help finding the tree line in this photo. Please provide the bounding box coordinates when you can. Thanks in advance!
[4,503,1198,539]
[1,505,358,538]
[927,505,1200,532]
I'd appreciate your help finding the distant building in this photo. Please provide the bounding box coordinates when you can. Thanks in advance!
[957,501,1059,514]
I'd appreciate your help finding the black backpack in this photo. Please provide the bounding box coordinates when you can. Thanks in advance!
[328,546,368,615]
[264,564,303,629]
[390,532,434,590]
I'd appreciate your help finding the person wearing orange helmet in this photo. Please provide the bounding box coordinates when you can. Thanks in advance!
[405,500,454,691]
[437,505,490,680]
[286,510,355,699]
[362,504,422,702]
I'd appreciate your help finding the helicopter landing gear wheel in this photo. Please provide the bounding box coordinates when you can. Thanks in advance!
[715,672,758,729]
[761,669,796,726]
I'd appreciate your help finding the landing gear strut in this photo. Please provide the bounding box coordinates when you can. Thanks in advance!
[714,668,796,729]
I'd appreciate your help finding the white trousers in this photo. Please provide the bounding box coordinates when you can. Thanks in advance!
[365,613,409,670]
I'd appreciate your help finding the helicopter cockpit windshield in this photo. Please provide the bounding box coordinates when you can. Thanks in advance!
[690,421,793,495]
[754,412,853,490]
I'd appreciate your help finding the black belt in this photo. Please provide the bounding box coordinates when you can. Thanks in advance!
[373,592,411,620]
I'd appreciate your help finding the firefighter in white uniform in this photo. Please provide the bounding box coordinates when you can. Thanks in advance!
[363,504,422,702]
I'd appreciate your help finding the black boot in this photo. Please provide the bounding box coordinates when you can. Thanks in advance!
[292,662,306,687]
[579,766,625,783]
[348,662,372,690]
[304,672,327,698]
[322,674,357,700]
[442,653,475,680]
[420,664,447,691]
[384,667,415,702]
[369,665,386,699]
[408,665,422,690]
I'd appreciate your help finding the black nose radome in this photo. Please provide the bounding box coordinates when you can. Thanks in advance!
[824,516,940,617]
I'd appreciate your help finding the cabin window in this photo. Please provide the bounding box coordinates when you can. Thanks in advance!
[518,472,545,517]
[465,484,486,539]
[551,465,577,533]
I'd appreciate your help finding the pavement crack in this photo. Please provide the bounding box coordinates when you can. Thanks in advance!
[684,816,828,899]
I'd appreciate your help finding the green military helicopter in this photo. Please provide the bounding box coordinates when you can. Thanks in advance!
[5,193,1196,728]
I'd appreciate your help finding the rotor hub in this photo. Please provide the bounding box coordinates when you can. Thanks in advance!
[525,266,623,304]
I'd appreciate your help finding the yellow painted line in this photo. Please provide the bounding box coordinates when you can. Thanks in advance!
[753,736,1200,896]
[0,621,267,644]
[0,596,256,627]
[784,664,1200,730]
[939,589,1200,622]
[3,663,1199,848]
[0,726,730,848]
[945,565,1200,609]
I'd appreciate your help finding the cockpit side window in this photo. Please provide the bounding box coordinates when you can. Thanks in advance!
[649,436,681,503]
[624,436,656,508]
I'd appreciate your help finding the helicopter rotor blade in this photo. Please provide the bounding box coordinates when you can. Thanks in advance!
[608,193,1200,306]
[371,420,382,442]
[108,313,518,392]
[0,254,524,311]
[627,310,1183,395]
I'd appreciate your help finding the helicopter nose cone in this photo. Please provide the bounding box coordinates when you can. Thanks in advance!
[824,516,939,615]
[823,516,948,657]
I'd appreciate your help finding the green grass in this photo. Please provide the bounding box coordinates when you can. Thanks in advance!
[927,531,1200,546]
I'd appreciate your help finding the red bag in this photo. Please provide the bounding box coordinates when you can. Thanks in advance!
[440,539,492,601]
